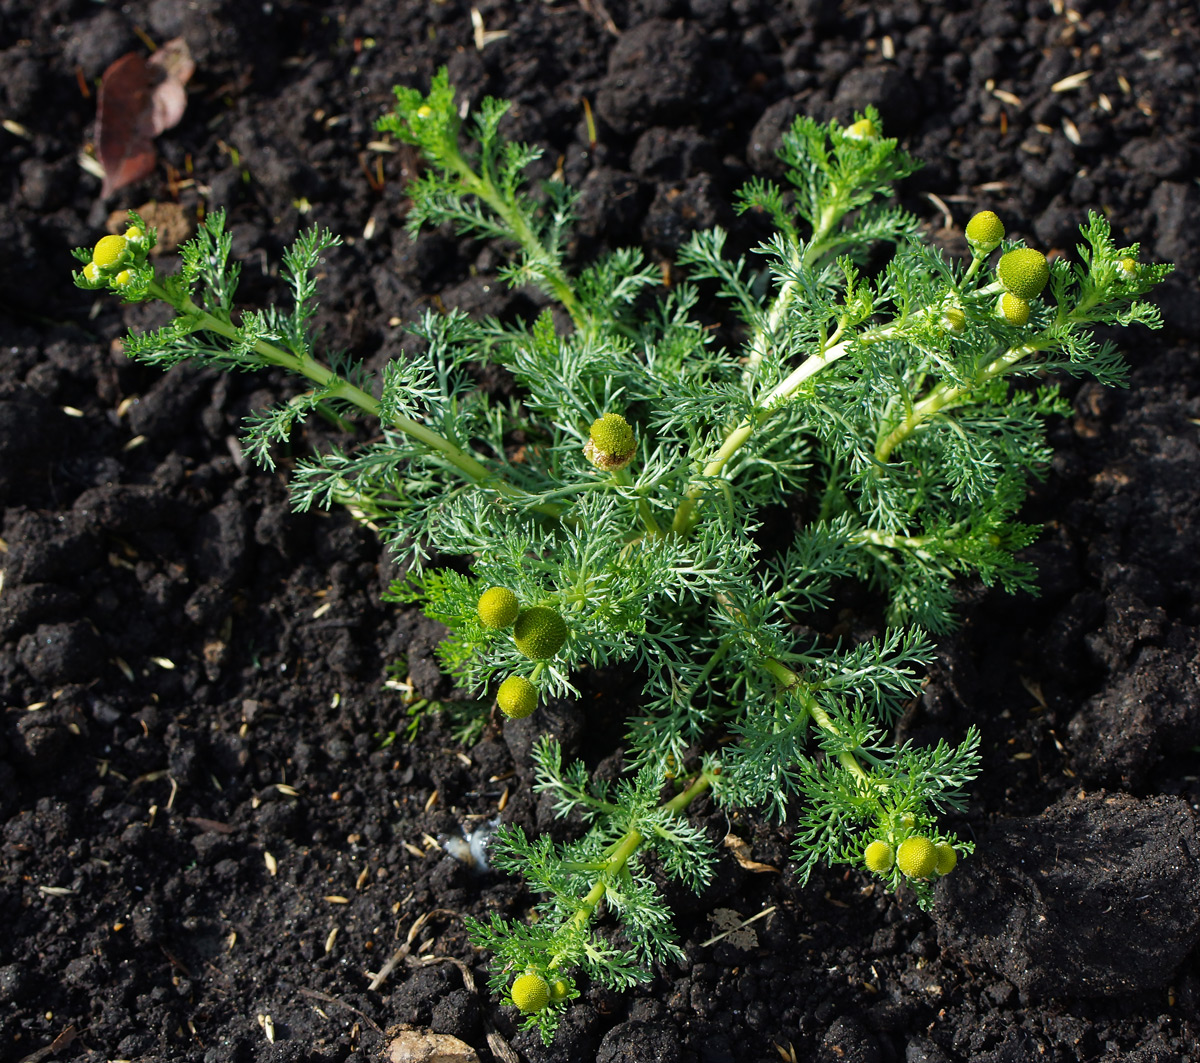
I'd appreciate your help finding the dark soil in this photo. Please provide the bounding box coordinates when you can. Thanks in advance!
[3,1,1200,1061]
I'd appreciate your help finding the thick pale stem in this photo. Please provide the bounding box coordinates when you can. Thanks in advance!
[670,322,859,537]
[874,338,1038,463]
[672,275,1004,536]
[741,201,844,384]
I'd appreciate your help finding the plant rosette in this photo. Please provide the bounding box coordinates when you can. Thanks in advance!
[73,75,1172,1044]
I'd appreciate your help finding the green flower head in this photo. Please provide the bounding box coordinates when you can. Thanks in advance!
[92,234,128,268]
[997,247,1050,300]
[998,291,1031,327]
[477,586,520,629]
[513,606,568,660]
[511,972,550,1013]
[965,210,1005,254]
[585,413,637,472]
[896,836,938,878]
[935,842,958,875]
[497,674,538,719]
[864,839,895,873]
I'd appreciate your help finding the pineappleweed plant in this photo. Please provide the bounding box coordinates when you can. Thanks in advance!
[74,70,1170,1042]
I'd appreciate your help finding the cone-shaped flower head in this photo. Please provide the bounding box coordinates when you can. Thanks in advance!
[896,836,938,878]
[997,247,1049,299]
[513,606,568,660]
[497,675,538,719]
[998,291,1031,327]
[864,840,895,873]
[511,973,550,1013]
[92,234,128,268]
[477,586,520,629]
[965,210,1005,254]
[941,306,966,334]
[935,842,958,875]
[844,117,878,141]
[585,413,637,472]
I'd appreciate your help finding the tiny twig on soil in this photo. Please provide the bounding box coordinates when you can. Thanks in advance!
[296,988,382,1035]
[367,908,457,990]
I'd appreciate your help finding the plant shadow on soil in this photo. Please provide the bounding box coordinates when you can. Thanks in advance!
[2,1,1200,1061]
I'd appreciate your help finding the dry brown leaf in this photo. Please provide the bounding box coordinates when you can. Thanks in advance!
[96,38,194,198]
[723,833,779,873]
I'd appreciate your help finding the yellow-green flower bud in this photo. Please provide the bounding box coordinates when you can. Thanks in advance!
[997,247,1049,299]
[511,973,550,1013]
[896,836,938,878]
[92,234,127,268]
[998,291,1031,327]
[585,413,637,472]
[497,675,538,719]
[114,269,133,287]
[549,979,570,1002]
[941,306,966,333]
[844,117,878,141]
[1117,256,1137,279]
[416,104,433,119]
[124,226,144,242]
[477,586,520,629]
[965,210,1005,254]
[513,606,568,660]
[82,262,101,283]
[864,840,895,873]
[935,842,958,875]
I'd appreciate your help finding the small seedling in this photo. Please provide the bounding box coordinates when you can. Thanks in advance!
[74,68,1171,1043]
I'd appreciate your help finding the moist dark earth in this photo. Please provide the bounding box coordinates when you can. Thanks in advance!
[3,0,1200,1061]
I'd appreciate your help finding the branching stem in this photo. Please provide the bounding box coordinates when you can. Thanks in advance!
[149,280,567,521]
[545,770,713,971]
[874,337,1043,462]
[439,146,587,330]
[762,657,872,787]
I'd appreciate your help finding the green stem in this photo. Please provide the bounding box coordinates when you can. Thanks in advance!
[615,467,664,538]
[670,318,858,537]
[443,154,587,331]
[678,269,1014,536]
[152,281,566,520]
[874,337,1041,463]
[761,657,872,787]
[741,200,844,385]
[848,526,957,563]
[870,264,1111,464]
[545,770,713,971]
[674,248,994,536]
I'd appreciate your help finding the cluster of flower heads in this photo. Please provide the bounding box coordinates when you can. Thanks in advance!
[476,412,637,722]
[864,835,957,879]
[79,227,146,290]
[963,210,1049,326]
[511,972,572,1014]
[477,587,568,718]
